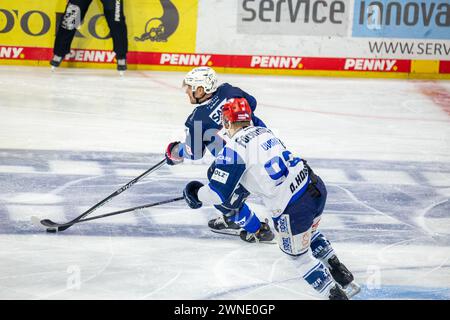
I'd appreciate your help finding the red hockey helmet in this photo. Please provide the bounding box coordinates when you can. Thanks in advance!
[222,98,252,124]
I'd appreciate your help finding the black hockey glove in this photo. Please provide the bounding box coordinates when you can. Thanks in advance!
[183,181,204,209]
[165,141,184,166]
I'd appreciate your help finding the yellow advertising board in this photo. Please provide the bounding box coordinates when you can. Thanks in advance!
[0,0,198,52]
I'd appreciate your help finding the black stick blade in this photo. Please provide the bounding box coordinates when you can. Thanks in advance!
[40,219,60,227]
[30,216,59,233]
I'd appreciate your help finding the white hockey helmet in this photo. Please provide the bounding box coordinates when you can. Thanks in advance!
[182,67,218,94]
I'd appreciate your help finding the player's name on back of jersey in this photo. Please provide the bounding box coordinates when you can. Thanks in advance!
[261,137,285,151]
[235,127,274,147]
[290,166,310,194]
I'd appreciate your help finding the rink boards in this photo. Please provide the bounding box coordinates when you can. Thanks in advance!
[0,0,449,79]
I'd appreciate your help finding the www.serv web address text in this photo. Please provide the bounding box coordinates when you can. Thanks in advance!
[369,40,450,56]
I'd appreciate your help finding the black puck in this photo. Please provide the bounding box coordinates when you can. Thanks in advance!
[46,228,57,233]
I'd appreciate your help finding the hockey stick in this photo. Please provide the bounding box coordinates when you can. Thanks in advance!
[31,158,166,232]
[31,196,184,232]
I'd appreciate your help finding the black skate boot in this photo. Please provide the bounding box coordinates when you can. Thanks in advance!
[328,255,354,287]
[328,285,348,300]
[208,215,242,236]
[50,55,62,71]
[117,58,127,76]
[239,219,275,243]
[327,255,361,298]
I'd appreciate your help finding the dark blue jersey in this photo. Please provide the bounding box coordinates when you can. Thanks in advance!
[178,83,266,160]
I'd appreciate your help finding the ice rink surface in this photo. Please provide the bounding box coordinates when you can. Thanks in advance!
[0,66,449,300]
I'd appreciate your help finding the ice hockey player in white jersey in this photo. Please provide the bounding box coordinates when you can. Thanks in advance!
[182,98,360,300]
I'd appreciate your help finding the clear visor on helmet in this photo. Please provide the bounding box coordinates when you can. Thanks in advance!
[181,79,195,92]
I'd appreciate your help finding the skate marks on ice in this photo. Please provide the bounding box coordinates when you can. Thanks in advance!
[0,149,450,299]
[1,149,449,240]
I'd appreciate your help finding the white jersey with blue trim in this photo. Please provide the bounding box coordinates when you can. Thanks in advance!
[206,126,310,218]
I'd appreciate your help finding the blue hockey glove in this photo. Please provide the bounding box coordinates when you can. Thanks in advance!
[183,181,204,209]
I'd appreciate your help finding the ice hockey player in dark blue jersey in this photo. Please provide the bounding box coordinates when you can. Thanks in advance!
[164,67,271,238]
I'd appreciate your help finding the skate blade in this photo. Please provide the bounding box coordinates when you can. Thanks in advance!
[119,70,125,77]
[242,238,278,245]
[342,282,361,299]
[51,66,57,72]
[257,239,277,245]
[210,228,242,236]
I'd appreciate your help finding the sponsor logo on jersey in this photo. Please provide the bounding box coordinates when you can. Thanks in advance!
[61,4,81,30]
[211,168,229,184]
[160,54,212,66]
[209,100,225,125]
[216,154,233,164]
[134,0,179,42]
[250,56,302,69]
[344,59,397,71]
[0,47,24,59]
[210,108,222,124]
[206,95,221,109]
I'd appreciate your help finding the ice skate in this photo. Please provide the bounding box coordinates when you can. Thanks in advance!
[328,285,349,300]
[239,219,275,243]
[208,215,242,236]
[328,255,361,298]
[50,55,62,71]
[117,58,127,76]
